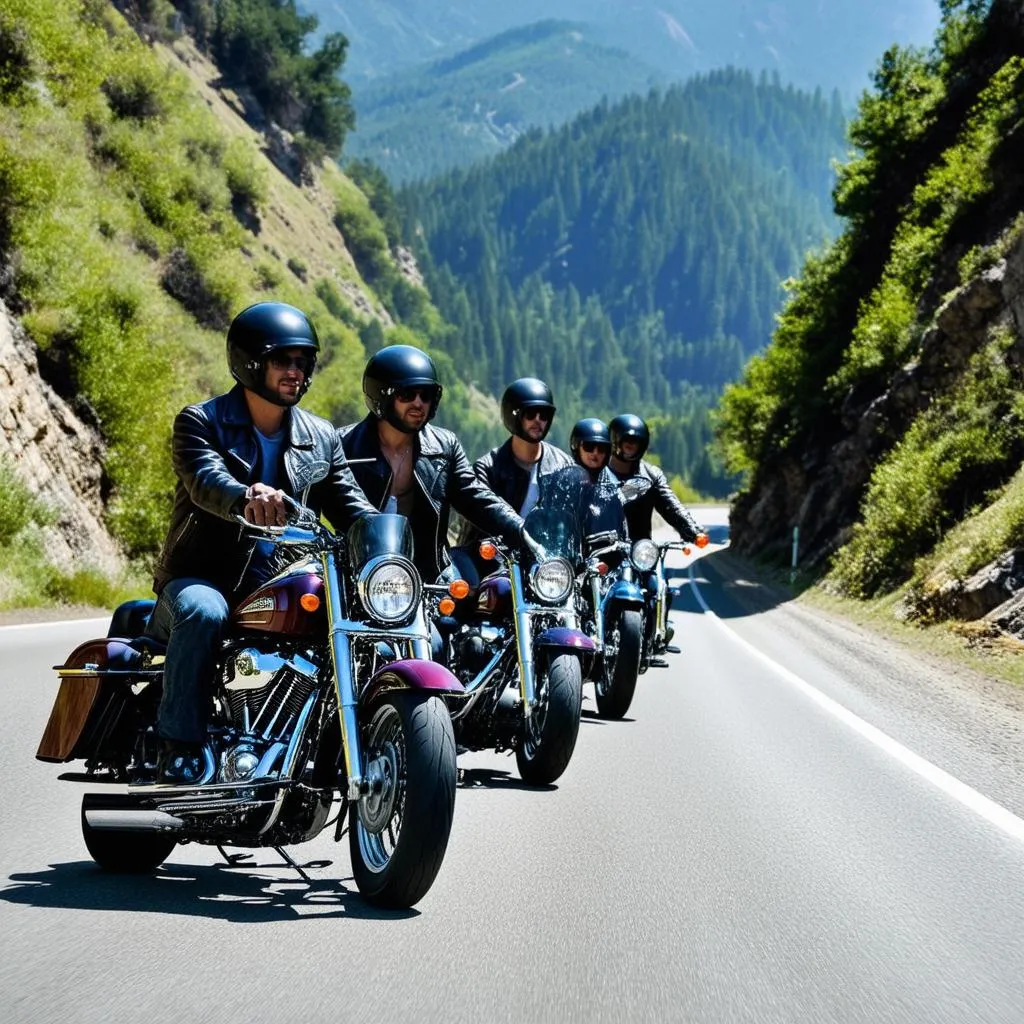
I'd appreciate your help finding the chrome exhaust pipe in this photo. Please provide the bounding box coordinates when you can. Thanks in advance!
[84,808,186,832]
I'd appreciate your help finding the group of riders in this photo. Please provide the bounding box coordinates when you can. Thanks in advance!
[149,301,705,785]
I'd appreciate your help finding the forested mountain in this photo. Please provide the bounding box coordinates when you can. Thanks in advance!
[344,21,663,182]
[401,70,847,494]
[306,0,938,96]
[718,1,1024,635]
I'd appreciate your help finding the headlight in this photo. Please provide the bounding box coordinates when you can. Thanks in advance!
[529,558,574,604]
[631,539,659,572]
[357,556,421,624]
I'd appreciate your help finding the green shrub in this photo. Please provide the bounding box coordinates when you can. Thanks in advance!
[0,457,53,545]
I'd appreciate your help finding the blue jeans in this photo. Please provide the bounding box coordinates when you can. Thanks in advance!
[146,578,229,744]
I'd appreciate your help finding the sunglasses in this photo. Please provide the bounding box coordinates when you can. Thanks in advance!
[393,385,438,404]
[268,352,315,374]
[521,408,552,422]
[579,441,609,454]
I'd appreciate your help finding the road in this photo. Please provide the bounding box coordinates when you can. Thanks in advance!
[2,506,1023,1023]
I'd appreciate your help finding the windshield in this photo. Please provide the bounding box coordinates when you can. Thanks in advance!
[347,513,414,566]
[524,465,593,562]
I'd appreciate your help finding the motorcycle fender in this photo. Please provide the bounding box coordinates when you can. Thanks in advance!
[360,658,465,708]
[534,627,597,653]
[601,579,645,611]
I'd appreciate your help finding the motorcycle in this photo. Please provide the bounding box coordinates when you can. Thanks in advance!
[643,533,709,668]
[36,506,463,909]
[439,466,596,786]
[578,476,655,719]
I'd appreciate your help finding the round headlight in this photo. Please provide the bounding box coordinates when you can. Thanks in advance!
[357,557,420,624]
[530,558,574,604]
[631,539,659,572]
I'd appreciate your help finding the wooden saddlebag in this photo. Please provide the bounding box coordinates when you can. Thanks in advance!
[37,639,141,763]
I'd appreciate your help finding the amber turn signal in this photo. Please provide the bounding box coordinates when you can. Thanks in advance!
[438,597,456,616]
[479,541,498,561]
[449,579,471,600]
[300,593,321,613]
[695,533,710,548]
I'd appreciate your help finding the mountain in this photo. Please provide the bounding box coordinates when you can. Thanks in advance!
[717,1,1024,639]
[344,20,663,182]
[402,69,848,494]
[305,0,940,97]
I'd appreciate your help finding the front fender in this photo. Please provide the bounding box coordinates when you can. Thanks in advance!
[360,658,464,708]
[601,578,645,613]
[534,627,597,654]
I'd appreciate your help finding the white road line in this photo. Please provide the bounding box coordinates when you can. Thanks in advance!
[686,563,1024,845]
[0,616,108,634]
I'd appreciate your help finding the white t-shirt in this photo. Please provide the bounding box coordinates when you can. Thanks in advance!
[519,461,541,518]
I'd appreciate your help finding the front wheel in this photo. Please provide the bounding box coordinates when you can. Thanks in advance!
[515,653,583,786]
[349,691,457,909]
[81,799,177,873]
[596,608,643,719]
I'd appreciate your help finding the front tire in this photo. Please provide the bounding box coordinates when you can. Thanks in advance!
[515,653,583,786]
[81,800,177,873]
[596,608,643,719]
[349,692,457,909]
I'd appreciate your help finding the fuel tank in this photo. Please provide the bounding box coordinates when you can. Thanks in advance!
[232,556,326,638]
[474,571,512,621]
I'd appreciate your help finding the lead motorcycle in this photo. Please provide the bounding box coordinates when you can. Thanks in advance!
[37,507,463,909]
[438,465,595,786]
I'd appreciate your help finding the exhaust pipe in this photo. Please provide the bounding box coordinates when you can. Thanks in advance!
[84,808,186,832]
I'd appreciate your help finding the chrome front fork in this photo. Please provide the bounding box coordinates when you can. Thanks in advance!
[322,550,365,801]
[510,562,537,718]
[591,576,606,650]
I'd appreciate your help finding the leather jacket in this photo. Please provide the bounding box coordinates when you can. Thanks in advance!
[612,460,702,542]
[339,416,524,582]
[153,385,376,596]
[473,439,575,514]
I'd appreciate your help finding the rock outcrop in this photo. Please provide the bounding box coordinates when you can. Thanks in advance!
[0,299,122,574]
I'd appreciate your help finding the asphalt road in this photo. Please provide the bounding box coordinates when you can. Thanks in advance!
[2,507,1023,1023]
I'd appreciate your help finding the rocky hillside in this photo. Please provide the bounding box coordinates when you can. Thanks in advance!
[0,0,479,608]
[719,0,1024,640]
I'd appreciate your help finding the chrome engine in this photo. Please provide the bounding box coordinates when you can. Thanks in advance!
[214,646,321,784]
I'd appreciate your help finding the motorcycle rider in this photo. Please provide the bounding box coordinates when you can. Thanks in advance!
[339,345,527,588]
[608,413,704,660]
[147,302,377,784]
[472,378,575,518]
[569,417,613,484]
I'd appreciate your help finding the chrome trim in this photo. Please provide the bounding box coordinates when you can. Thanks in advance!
[511,562,537,717]
[259,689,320,835]
[84,809,185,832]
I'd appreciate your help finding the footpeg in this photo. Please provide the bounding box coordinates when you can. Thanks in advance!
[665,645,681,654]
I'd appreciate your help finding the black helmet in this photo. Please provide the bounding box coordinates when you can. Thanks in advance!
[363,344,442,433]
[227,302,319,406]
[609,413,650,462]
[501,377,556,441]
[569,418,611,467]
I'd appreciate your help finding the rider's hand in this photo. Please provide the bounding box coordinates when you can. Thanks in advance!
[244,484,289,527]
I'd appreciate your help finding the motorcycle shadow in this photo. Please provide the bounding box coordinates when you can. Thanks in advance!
[457,766,556,792]
[580,708,634,724]
[0,858,418,922]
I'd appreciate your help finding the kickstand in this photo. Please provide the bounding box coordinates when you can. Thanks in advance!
[273,845,334,881]
[217,845,253,867]
[333,795,350,843]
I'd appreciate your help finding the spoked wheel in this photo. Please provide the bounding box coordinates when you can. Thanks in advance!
[515,653,583,786]
[349,692,457,909]
[595,608,643,719]
[80,799,177,874]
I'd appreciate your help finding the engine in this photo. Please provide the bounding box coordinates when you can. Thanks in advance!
[213,646,321,784]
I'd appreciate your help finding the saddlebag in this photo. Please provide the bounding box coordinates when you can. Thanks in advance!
[36,638,154,763]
